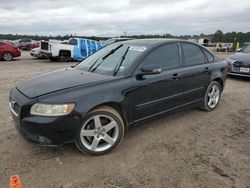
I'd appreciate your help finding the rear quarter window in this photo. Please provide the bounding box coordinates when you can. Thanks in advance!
[203,50,214,62]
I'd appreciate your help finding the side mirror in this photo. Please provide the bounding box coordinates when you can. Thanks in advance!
[137,64,162,76]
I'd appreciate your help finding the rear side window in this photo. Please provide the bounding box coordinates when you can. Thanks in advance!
[143,43,180,70]
[182,43,205,66]
[204,50,214,62]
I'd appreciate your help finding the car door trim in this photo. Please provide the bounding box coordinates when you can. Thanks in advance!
[134,98,203,123]
[135,86,204,109]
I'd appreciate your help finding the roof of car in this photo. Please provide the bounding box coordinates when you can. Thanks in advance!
[120,38,190,46]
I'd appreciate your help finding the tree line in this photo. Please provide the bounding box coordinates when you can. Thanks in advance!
[1,30,250,46]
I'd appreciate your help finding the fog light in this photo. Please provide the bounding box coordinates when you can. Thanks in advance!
[38,136,52,144]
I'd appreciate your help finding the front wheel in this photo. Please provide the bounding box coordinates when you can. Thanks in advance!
[76,106,125,155]
[200,81,222,111]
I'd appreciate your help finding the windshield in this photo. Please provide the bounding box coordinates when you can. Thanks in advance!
[76,43,146,76]
[242,45,250,53]
[102,38,116,46]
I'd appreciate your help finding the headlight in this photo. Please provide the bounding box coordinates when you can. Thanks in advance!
[30,103,75,116]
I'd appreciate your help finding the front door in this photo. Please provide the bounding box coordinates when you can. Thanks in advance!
[128,42,183,121]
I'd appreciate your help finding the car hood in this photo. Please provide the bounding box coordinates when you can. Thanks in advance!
[17,68,115,98]
[229,52,250,62]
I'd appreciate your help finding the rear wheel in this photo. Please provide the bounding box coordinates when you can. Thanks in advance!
[200,81,221,111]
[2,52,13,61]
[76,106,125,155]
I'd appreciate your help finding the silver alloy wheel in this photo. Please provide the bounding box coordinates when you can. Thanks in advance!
[207,84,220,109]
[3,52,13,61]
[80,115,119,152]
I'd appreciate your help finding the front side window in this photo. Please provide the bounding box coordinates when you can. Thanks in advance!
[142,43,180,70]
[182,43,206,66]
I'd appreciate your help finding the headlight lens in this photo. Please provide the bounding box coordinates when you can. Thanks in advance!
[30,103,75,116]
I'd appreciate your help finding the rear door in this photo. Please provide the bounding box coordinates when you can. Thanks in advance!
[179,42,212,104]
[129,42,183,121]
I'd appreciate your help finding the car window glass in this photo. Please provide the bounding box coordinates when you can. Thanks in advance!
[68,39,78,45]
[242,45,250,53]
[77,43,144,76]
[142,43,180,70]
[204,50,214,62]
[95,45,143,75]
[182,43,205,66]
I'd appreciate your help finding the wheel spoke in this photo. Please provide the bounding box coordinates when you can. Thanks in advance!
[94,116,102,128]
[103,134,115,145]
[211,85,216,95]
[208,99,213,106]
[103,121,117,132]
[208,92,213,97]
[81,129,95,137]
[91,137,100,150]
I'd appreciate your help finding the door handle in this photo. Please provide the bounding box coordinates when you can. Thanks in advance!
[172,73,179,80]
[204,67,211,73]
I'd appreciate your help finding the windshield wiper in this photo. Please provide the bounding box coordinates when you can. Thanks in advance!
[90,44,123,72]
[113,47,130,76]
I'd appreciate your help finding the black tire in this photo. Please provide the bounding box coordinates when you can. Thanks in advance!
[200,81,222,111]
[2,52,13,61]
[75,106,125,155]
[49,57,58,62]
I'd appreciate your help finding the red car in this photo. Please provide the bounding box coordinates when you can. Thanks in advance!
[0,41,21,61]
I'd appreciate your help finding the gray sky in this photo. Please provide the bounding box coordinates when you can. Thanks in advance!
[0,0,250,36]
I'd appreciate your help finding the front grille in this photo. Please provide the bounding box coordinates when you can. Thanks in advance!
[233,61,250,68]
[10,98,21,115]
[41,42,49,50]
[13,102,21,114]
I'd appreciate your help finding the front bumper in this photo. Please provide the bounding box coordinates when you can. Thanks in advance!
[9,88,81,146]
[228,72,250,78]
[228,66,250,77]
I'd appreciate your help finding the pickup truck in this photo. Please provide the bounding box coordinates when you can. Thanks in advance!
[40,38,102,61]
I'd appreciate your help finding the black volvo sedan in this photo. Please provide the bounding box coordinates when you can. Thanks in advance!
[9,39,227,155]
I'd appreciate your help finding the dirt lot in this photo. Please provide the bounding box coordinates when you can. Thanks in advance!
[0,51,250,188]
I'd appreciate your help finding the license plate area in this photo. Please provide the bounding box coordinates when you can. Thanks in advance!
[240,67,250,73]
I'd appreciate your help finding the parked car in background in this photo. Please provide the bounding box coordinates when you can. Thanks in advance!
[40,38,102,61]
[9,39,227,155]
[0,41,21,61]
[12,38,39,50]
[227,44,250,77]
[102,37,135,46]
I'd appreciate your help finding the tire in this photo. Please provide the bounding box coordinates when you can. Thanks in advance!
[75,106,125,155]
[49,57,58,62]
[58,56,68,62]
[200,81,222,111]
[2,52,13,61]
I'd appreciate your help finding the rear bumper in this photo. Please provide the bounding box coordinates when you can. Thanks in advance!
[13,50,21,57]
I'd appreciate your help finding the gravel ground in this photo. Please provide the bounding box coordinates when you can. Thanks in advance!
[0,51,249,188]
